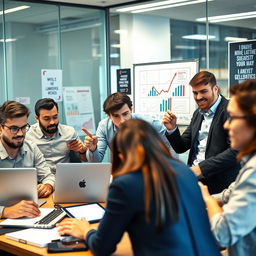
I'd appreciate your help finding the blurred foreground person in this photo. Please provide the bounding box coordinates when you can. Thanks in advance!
[199,79,256,256]
[58,119,220,256]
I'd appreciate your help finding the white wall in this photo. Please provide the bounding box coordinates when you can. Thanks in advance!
[117,14,171,98]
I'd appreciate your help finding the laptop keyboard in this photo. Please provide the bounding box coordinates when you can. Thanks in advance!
[33,208,66,229]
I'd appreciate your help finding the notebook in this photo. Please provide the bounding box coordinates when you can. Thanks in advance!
[5,227,61,247]
[0,168,38,206]
[53,162,111,203]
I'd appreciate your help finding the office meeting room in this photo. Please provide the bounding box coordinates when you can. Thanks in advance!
[0,0,256,255]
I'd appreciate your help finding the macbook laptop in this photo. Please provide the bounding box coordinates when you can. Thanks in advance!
[53,163,111,203]
[0,168,38,206]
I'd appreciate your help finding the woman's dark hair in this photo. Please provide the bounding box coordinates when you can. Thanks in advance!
[0,101,30,125]
[111,119,179,229]
[103,92,132,115]
[35,98,58,117]
[230,79,256,159]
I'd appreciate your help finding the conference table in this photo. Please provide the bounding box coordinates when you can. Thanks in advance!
[0,195,132,256]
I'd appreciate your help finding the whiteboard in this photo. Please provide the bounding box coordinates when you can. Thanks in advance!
[133,60,198,125]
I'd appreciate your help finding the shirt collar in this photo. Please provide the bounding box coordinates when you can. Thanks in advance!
[241,153,256,167]
[35,122,61,139]
[0,138,27,159]
[199,94,222,117]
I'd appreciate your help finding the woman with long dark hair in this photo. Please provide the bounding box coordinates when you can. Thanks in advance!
[199,79,256,256]
[58,119,220,256]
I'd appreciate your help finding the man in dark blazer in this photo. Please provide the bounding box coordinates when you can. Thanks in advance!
[163,71,240,194]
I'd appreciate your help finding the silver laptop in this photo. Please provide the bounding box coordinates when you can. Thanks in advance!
[0,168,38,206]
[53,163,111,203]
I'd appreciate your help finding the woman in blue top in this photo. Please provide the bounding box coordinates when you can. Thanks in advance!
[57,119,220,256]
[199,79,256,256]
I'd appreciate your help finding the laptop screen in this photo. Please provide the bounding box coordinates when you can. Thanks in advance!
[0,168,38,206]
[54,163,111,203]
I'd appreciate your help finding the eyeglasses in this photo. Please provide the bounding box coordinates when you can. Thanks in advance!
[226,114,249,123]
[2,123,30,134]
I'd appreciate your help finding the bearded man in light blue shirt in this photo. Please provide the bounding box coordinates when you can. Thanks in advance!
[26,98,87,174]
[84,92,176,162]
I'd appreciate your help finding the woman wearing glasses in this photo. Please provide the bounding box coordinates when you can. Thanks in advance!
[199,79,256,256]
[58,119,221,256]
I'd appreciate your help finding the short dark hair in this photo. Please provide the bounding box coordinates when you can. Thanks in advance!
[103,92,132,115]
[0,101,30,125]
[35,98,58,116]
[190,71,217,88]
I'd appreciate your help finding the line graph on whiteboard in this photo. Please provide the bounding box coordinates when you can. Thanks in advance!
[134,61,198,125]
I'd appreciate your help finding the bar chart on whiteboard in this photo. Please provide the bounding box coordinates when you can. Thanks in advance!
[134,60,198,125]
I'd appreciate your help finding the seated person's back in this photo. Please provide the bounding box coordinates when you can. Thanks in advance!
[58,119,221,256]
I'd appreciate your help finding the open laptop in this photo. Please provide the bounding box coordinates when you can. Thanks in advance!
[53,162,111,203]
[0,168,38,206]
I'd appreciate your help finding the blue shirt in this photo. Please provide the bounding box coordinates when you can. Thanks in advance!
[193,95,222,166]
[86,113,177,162]
[211,153,256,256]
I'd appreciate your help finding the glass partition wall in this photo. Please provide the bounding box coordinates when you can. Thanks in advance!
[109,0,256,97]
[1,0,255,127]
[0,0,107,126]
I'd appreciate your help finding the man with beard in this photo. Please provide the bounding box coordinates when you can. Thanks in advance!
[26,98,86,174]
[0,101,55,219]
[163,71,240,194]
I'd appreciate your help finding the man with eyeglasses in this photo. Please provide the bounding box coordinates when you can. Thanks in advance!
[163,71,240,194]
[26,98,87,174]
[0,101,55,219]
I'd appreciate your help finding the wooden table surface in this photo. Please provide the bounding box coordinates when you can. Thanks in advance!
[0,195,132,256]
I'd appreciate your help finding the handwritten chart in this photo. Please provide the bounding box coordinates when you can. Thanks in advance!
[134,60,198,125]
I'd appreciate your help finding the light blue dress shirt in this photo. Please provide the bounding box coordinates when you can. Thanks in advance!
[86,113,177,162]
[211,153,256,256]
[26,123,79,174]
[193,95,222,166]
[0,139,55,218]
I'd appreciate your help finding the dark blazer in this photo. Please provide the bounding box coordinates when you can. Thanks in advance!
[86,159,221,256]
[166,96,240,194]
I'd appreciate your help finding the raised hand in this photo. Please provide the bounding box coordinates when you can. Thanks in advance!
[162,110,177,131]
[82,128,98,152]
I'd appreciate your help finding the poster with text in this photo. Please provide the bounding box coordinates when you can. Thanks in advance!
[134,60,198,125]
[41,69,63,102]
[117,68,131,94]
[229,40,256,86]
[63,87,95,136]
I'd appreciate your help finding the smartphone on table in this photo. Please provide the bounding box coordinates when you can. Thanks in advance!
[48,236,88,253]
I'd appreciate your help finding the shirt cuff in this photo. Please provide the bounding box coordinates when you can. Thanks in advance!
[165,126,178,135]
